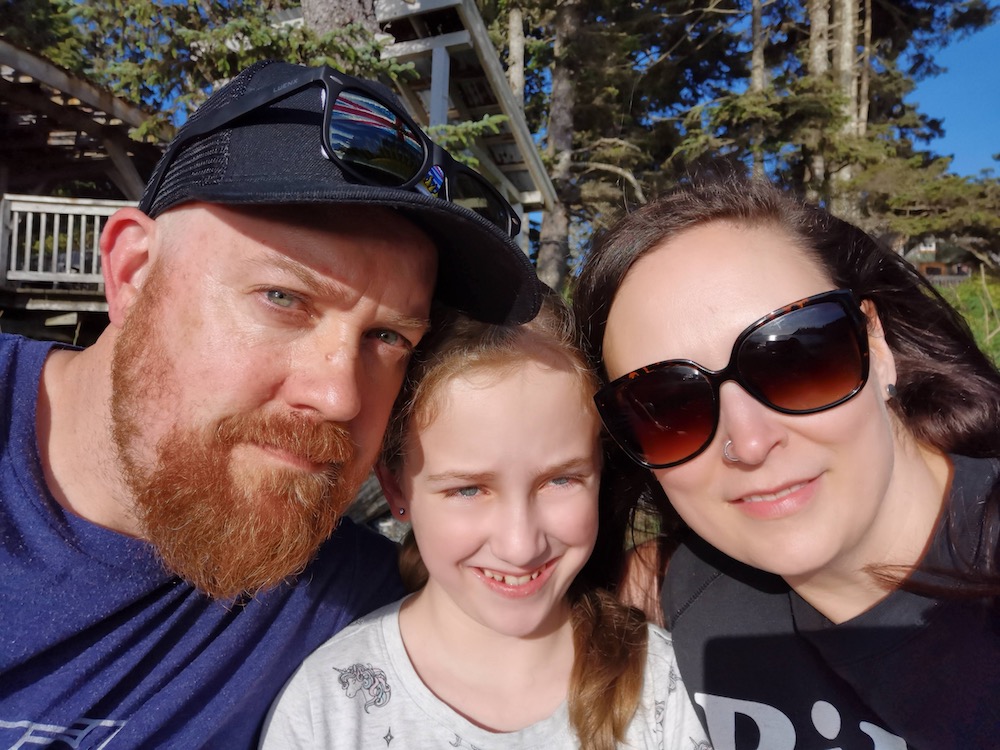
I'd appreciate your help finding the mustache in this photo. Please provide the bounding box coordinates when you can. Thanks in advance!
[214,411,356,468]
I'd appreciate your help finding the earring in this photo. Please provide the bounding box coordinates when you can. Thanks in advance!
[886,383,898,399]
[723,440,741,463]
[397,507,406,517]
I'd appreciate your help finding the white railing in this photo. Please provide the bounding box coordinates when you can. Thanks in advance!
[0,194,132,288]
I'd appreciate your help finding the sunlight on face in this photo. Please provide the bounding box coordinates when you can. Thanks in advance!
[110,204,436,598]
[399,360,602,640]
[603,220,900,584]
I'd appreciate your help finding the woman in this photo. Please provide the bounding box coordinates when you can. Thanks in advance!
[573,175,1000,749]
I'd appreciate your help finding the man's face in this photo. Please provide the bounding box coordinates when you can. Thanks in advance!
[110,204,436,600]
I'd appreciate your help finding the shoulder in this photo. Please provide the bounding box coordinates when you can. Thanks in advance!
[270,600,401,706]
[664,534,788,629]
[303,518,405,607]
[262,600,403,748]
[634,624,713,749]
[306,598,402,662]
[931,453,1000,571]
[255,520,403,652]
[324,515,400,559]
[0,332,59,387]
[643,624,682,681]
[950,454,1000,504]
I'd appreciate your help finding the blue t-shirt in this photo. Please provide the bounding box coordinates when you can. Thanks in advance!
[0,333,405,749]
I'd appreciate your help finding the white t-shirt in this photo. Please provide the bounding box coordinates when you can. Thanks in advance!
[260,598,711,749]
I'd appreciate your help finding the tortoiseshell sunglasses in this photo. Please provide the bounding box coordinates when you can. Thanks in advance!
[595,289,871,469]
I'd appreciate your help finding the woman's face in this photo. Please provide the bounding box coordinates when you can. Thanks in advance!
[602,221,902,584]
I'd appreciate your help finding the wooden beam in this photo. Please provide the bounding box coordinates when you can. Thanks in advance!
[454,0,554,211]
[380,30,471,60]
[102,137,147,200]
[0,77,109,139]
[376,0,461,23]
[0,38,155,133]
[429,46,451,127]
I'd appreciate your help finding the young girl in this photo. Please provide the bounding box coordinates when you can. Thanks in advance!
[260,293,709,749]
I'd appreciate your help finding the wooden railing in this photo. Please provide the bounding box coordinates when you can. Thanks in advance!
[0,194,132,290]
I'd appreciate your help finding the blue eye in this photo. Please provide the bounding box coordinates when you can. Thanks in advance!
[367,328,413,352]
[455,486,480,497]
[376,330,402,346]
[265,289,297,308]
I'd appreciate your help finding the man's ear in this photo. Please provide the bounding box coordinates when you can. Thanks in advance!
[861,299,898,400]
[374,463,408,517]
[100,207,157,328]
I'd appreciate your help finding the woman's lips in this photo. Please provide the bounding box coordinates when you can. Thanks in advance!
[730,477,819,520]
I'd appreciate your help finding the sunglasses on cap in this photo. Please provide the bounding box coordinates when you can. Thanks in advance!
[142,65,521,238]
[595,289,871,469]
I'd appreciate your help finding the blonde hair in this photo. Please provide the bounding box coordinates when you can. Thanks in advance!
[381,291,648,749]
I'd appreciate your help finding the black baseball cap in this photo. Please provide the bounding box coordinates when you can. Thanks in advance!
[139,60,541,325]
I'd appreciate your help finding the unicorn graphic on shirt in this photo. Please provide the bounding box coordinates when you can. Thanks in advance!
[333,663,391,712]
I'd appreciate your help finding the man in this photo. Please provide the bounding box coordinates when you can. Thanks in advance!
[0,61,539,748]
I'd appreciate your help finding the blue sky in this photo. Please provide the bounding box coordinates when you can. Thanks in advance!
[907,20,1000,176]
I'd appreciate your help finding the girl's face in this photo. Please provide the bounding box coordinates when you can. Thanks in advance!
[390,360,601,640]
[602,221,903,585]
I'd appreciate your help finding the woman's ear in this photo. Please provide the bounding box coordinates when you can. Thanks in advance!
[100,207,157,328]
[861,299,898,401]
[375,463,408,517]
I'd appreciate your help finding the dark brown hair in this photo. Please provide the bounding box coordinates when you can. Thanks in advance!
[381,291,648,749]
[573,174,1000,592]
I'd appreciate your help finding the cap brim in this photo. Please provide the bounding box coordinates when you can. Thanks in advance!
[178,180,541,326]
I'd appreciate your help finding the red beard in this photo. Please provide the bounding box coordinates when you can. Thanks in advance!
[110,265,368,600]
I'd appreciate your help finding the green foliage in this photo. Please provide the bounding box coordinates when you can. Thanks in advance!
[483,0,746,246]
[7,0,999,287]
[856,157,1000,241]
[481,2,999,280]
[426,114,509,169]
[69,1,412,137]
[0,0,87,70]
[940,271,1000,364]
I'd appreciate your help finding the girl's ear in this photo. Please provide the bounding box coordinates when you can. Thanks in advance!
[100,207,157,328]
[375,463,407,517]
[861,299,898,401]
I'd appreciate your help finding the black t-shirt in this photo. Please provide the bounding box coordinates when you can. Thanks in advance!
[664,454,1000,750]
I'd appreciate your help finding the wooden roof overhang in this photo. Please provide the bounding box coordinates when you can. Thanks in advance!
[0,38,162,200]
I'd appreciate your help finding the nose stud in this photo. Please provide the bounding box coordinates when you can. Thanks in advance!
[723,440,741,463]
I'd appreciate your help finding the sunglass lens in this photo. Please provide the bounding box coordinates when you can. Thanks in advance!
[451,169,509,229]
[600,366,716,467]
[328,90,425,186]
[740,302,866,412]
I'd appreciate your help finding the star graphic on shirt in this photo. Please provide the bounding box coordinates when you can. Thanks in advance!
[383,728,393,746]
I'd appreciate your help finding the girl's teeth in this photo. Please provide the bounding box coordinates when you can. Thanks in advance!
[482,568,542,586]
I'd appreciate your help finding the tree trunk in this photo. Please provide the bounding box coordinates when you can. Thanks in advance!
[507,4,525,104]
[302,0,379,38]
[750,0,765,179]
[805,0,830,202]
[832,0,858,138]
[831,0,860,220]
[808,0,830,77]
[536,0,580,292]
[858,0,871,136]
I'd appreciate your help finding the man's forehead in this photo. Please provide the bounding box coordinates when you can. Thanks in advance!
[165,203,433,256]
[154,202,435,330]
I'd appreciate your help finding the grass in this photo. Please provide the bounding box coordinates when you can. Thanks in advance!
[938,269,1000,365]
